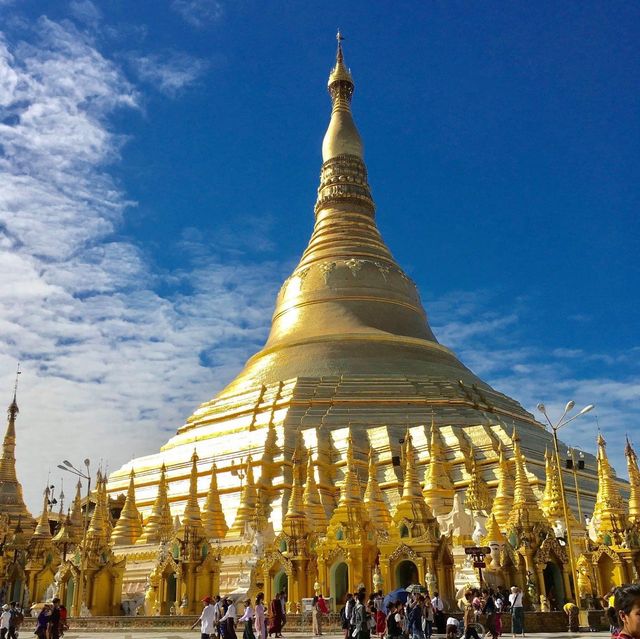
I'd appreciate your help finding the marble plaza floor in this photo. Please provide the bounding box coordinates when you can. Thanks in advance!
[59,633,611,639]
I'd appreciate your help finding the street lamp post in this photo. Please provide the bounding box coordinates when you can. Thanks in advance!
[567,447,586,525]
[537,401,593,605]
[57,459,91,617]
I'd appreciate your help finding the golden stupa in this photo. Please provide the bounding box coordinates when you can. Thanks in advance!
[106,35,610,601]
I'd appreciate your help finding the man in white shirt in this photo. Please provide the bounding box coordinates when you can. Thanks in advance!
[431,592,445,634]
[220,597,237,638]
[191,596,217,639]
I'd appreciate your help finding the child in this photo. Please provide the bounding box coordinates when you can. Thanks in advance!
[446,616,459,639]
[609,584,640,639]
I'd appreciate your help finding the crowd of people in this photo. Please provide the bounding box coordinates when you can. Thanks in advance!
[0,597,66,639]
[192,591,290,639]
[190,580,640,639]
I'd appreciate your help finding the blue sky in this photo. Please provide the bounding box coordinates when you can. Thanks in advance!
[0,0,638,511]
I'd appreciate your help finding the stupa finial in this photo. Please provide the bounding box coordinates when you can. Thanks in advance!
[111,468,143,546]
[202,463,228,539]
[625,438,640,522]
[137,463,173,545]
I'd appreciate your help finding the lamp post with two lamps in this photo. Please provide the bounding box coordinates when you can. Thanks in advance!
[537,401,593,604]
[56,458,91,617]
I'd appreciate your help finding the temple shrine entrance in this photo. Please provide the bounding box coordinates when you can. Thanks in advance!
[162,572,177,615]
[330,562,349,604]
[543,562,565,609]
[395,560,419,589]
[64,578,75,611]
[273,570,288,598]
[597,553,617,594]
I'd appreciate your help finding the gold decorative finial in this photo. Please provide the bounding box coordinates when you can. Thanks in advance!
[625,438,640,523]
[202,463,228,539]
[593,431,626,534]
[111,469,143,546]
[137,463,173,544]
[364,447,392,532]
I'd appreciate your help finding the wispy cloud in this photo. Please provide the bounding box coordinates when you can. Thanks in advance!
[0,17,280,511]
[170,0,223,29]
[427,289,640,480]
[127,51,209,96]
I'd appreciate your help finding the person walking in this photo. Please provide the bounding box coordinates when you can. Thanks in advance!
[342,593,355,639]
[353,592,371,639]
[254,593,267,639]
[48,598,62,639]
[407,595,424,639]
[423,594,434,639]
[239,598,256,639]
[191,596,218,639]
[0,605,10,639]
[220,597,238,639]
[268,593,283,638]
[462,592,481,639]
[432,592,445,634]
[508,587,525,637]
[482,589,498,639]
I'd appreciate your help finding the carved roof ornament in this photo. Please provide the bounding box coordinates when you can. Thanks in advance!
[423,418,455,515]
[31,486,53,542]
[540,448,580,530]
[229,456,259,537]
[464,454,490,514]
[282,434,308,539]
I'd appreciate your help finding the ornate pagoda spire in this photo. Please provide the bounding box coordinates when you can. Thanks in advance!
[464,454,490,513]
[392,431,437,537]
[327,429,371,541]
[625,437,640,522]
[31,486,53,541]
[229,456,258,537]
[282,441,308,538]
[541,448,580,529]
[111,469,143,546]
[69,480,84,539]
[85,471,111,549]
[0,369,34,528]
[303,454,327,534]
[490,442,514,530]
[364,447,392,532]
[507,428,548,529]
[593,433,626,533]
[202,463,228,539]
[180,450,204,534]
[137,464,173,544]
[423,420,455,515]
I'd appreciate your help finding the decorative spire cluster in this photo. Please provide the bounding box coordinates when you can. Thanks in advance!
[303,454,328,534]
[392,432,437,537]
[464,455,490,513]
[423,421,455,515]
[540,448,580,529]
[229,456,258,537]
[507,429,548,529]
[282,439,308,539]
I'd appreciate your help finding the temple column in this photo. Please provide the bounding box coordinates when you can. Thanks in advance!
[562,565,572,603]
[535,564,546,600]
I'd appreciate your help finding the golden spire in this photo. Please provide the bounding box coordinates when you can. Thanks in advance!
[322,30,363,162]
[68,479,84,541]
[180,450,204,533]
[392,431,437,536]
[229,456,258,537]
[52,511,76,553]
[338,429,363,505]
[111,469,143,546]
[85,471,111,549]
[364,447,392,532]
[489,442,514,530]
[593,433,626,532]
[202,463,228,539]
[303,454,327,534]
[137,464,174,544]
[423,420,455,515]
[625,437,640,522]
[327,429,371,541]
[482,513,505,545]
[464,455,490,513]
[540,448,580,528]
[31,486,52,541]
[0,370,34,528]
[507,428,548,529]
[282,441,308,538]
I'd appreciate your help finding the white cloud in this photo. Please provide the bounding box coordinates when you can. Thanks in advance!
[68,0,102,28]
[0,17,280,512]
[170,0,223,28]
[128,51,209,96]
